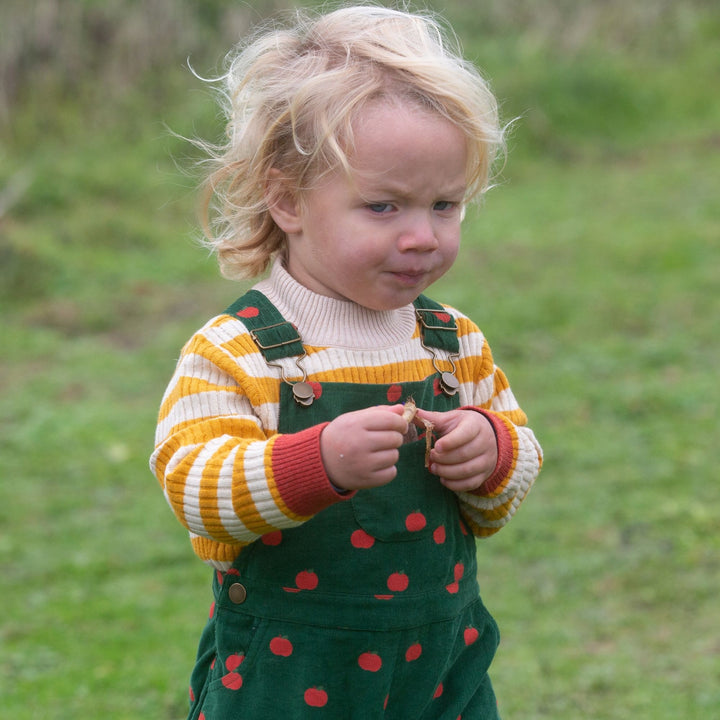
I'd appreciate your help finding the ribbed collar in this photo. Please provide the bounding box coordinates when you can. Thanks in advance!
[253,260,417,349]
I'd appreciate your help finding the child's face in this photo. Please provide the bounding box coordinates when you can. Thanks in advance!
[276,101,467,311]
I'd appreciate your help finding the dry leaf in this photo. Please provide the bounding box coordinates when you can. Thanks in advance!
[402,398,434,467]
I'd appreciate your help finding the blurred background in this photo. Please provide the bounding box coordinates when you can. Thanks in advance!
[1,1,718,717]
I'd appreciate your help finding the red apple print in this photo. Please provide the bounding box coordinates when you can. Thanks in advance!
[374,594,394,600]
[433,525,446,544]
[309,381,323,399]
[387,384,403,403]
[434,312,451,323]
[295,570,319,590]
[445,581,459,594]
[199,714,205,720]
[358,652,383,672]
[304,687,328,708]
[387,572,409,592]
[222,672,243,690]
[405,511,427,532]
[225,653,245,672]
[216,570,224,584]
[384,695,389,710]
[227,568,241,576]
[209,601,215,619]
[189,686,195,702]
[433,377,444,396]
[464,626,480,646]
[434,682,444,699]
[453,563,464,582]
[405,642,422,662]
[236,306,259,318]
[351,529,375,549]
[270,636,293,657]
[459,518,469,536]
[261,530,283,546]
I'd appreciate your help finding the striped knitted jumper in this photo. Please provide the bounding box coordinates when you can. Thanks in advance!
[150,260,542,570]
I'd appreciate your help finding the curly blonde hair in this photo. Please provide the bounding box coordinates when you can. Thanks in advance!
[199,4,505,280]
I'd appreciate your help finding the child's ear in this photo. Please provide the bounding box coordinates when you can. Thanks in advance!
[266,169,302,234]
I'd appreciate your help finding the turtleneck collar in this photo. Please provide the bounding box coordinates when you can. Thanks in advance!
[253,260,417,349]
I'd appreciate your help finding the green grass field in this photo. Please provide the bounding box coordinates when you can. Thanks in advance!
[1,1,718,718]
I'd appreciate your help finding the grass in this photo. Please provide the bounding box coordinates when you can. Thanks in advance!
[1,1,719,718]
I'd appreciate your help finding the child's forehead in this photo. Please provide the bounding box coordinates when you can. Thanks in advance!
[350,101,467,163]
[305,101,468,198]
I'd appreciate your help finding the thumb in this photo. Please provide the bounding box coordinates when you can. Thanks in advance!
[415,408,453,435]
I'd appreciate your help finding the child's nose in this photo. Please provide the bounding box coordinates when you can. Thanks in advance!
[397,214,438,252]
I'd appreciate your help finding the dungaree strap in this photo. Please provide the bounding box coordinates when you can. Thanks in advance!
[413,294,460,354]
[225,290,304,362]
[225,290,458,358]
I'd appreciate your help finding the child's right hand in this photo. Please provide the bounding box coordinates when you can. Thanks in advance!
[320,405,408,491]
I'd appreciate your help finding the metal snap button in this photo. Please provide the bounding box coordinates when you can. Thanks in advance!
[228,582,247,604]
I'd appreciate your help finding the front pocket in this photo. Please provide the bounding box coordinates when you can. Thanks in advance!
[205,609,266,695]
[351,441,455,542]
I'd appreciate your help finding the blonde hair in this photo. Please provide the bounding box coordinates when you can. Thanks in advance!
[199,4,505,280]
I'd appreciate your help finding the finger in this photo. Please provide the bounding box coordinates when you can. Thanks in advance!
[431,454,494,482]
[361,464,398,488]
[367,448,401,471]
[433,429,479,459]
[435,424,479,452]
[363,407,410,433]
[429,438,481,466]
[439,474,488,493]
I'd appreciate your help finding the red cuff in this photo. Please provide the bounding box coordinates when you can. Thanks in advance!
[272,423,355,516]
[461,407,515,496]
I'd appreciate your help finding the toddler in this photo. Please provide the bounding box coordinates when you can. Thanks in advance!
[150,6,542,719]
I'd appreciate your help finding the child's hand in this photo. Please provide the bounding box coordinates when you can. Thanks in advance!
[416,408,498,492]
[321,405,408,491]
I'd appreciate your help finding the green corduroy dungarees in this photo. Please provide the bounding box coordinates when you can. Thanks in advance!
[187,291,501,720]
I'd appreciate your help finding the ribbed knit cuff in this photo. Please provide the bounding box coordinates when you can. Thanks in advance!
[272,423,355,517]
[461,407,515,496]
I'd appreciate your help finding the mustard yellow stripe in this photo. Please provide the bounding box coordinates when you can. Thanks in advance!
[310,358,437,385]
[217,329,266,360]
[191,535,247,564]
[495,407,528,427]
[471,522,502,538]
[163,415,267,448]
[244,374,282,405]
[161,444,205,530]
[457,350,493,384]
[460,509,503,538]
[154,415,268,498]
[481,496,516,522]
[196,439,239,543]
[229,445,268,535]
[455,315,481,338]
[493,366,511,396]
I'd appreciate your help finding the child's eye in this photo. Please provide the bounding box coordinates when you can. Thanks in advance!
[367,203,394,214]
[433,200,457,212]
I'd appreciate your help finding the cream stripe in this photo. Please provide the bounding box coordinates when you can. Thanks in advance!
[243,440,304,530]
[216,444,255,541]
[156,392,253,442]
[182,436,232,535]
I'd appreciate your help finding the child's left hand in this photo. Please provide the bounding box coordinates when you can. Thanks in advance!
[416,408,498,492]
